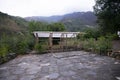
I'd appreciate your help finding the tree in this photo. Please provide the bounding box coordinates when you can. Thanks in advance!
[94,0,120,34]
[28,21,65,32]
[82,27,100,40]
[47,23,66,31]
[28,21,48,32]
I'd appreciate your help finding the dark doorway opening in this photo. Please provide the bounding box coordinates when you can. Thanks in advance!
[53,38,60,45]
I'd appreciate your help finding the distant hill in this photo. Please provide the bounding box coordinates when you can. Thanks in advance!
[0,11,97,34]
[25,16,63,23]
[25,11,97,31]
[0,12,28,35]
[61,11,97,31]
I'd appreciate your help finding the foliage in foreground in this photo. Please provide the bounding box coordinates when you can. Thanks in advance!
[0,33,34,62]
[0,21,66,63]
[78,37,112,55]
[34,42,48,53]
[77,28,114,55]
[94,0,120,34]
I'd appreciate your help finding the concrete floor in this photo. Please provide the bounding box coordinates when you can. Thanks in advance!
[0,51,120,80]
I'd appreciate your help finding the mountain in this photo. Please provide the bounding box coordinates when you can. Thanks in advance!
[25,11,97,31]
[60,11,97,31]
[61,11,96,26]
[25,16,63,23]
[0,12,28,35]
[0,11,97,35]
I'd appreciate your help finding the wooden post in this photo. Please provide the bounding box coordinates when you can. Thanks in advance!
[35,33,39,45]
[49,33,53,53]
[73,33,77,50]
[65,33,67,51]
[60,33,64,50]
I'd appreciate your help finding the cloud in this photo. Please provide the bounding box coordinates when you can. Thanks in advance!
[0,0,95,17]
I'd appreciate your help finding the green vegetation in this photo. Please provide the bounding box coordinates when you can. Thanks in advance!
[47,23,66,31]
[94,0,120,34]
[77,32,112,55]
[28,21,48,32]
[1,0,120,64]
[28,21,65,32]
[82,27,101,39]
[61,18,89,31]
[26,12,97,32]
[34,43,48,53]
[0,12,28,36]
[0,34,34,54]
[0,12,66,63]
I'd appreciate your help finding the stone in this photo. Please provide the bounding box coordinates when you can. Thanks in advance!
[48,73,59,79]
[61,71,76,76]
[6,75,18,80]
[116,77,120,80]
[41,66,49,73]
[0,67,8,70]
[12,68,25,75]
[114,62,120,64]
[20,75,35,80]
[26,66,41,74]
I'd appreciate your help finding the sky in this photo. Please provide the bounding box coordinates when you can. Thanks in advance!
[0,0,95,17]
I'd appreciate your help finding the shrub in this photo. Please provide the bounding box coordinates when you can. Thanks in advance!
[95,36,112,55]
[77,33,85,40]
[34,41,48,53]
[34,43,42,52]
[0,32,36,63]
[0,44,9,61]
[79,36,112,55]
[0,34,10,57]
[16,40,28,54]
[105,33,119,40]
[83,28,101,40]
[0,32,35,54]
[0,45,8,57]
[20,33,35,51]
[82,38,95,51]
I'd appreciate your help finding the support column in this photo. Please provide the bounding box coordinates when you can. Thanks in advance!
[49,33,53,53]
[35,33,39,45]
[65,33,67,51]
[73,33,77,50]
[60,33,64,50]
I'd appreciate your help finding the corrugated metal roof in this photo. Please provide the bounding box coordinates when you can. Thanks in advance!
[33,31,80,38]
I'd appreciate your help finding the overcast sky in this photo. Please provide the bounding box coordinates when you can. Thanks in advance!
[0,0,95,17]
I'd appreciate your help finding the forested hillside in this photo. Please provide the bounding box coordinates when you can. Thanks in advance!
[25,16,63,23]
[25,11,97,31]
[61,12,97,31]
[0,12,28,36]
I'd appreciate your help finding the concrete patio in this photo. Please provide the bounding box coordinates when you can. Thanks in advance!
[0,51,120,80]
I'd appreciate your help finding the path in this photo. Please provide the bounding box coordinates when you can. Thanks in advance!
[0,51,120,80]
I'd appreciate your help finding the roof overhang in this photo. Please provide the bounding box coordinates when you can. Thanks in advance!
[33,31,80,38]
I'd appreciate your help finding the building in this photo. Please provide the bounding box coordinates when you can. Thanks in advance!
[33,31,86,52]
[33,31,80,38]
[33,31,81,46]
